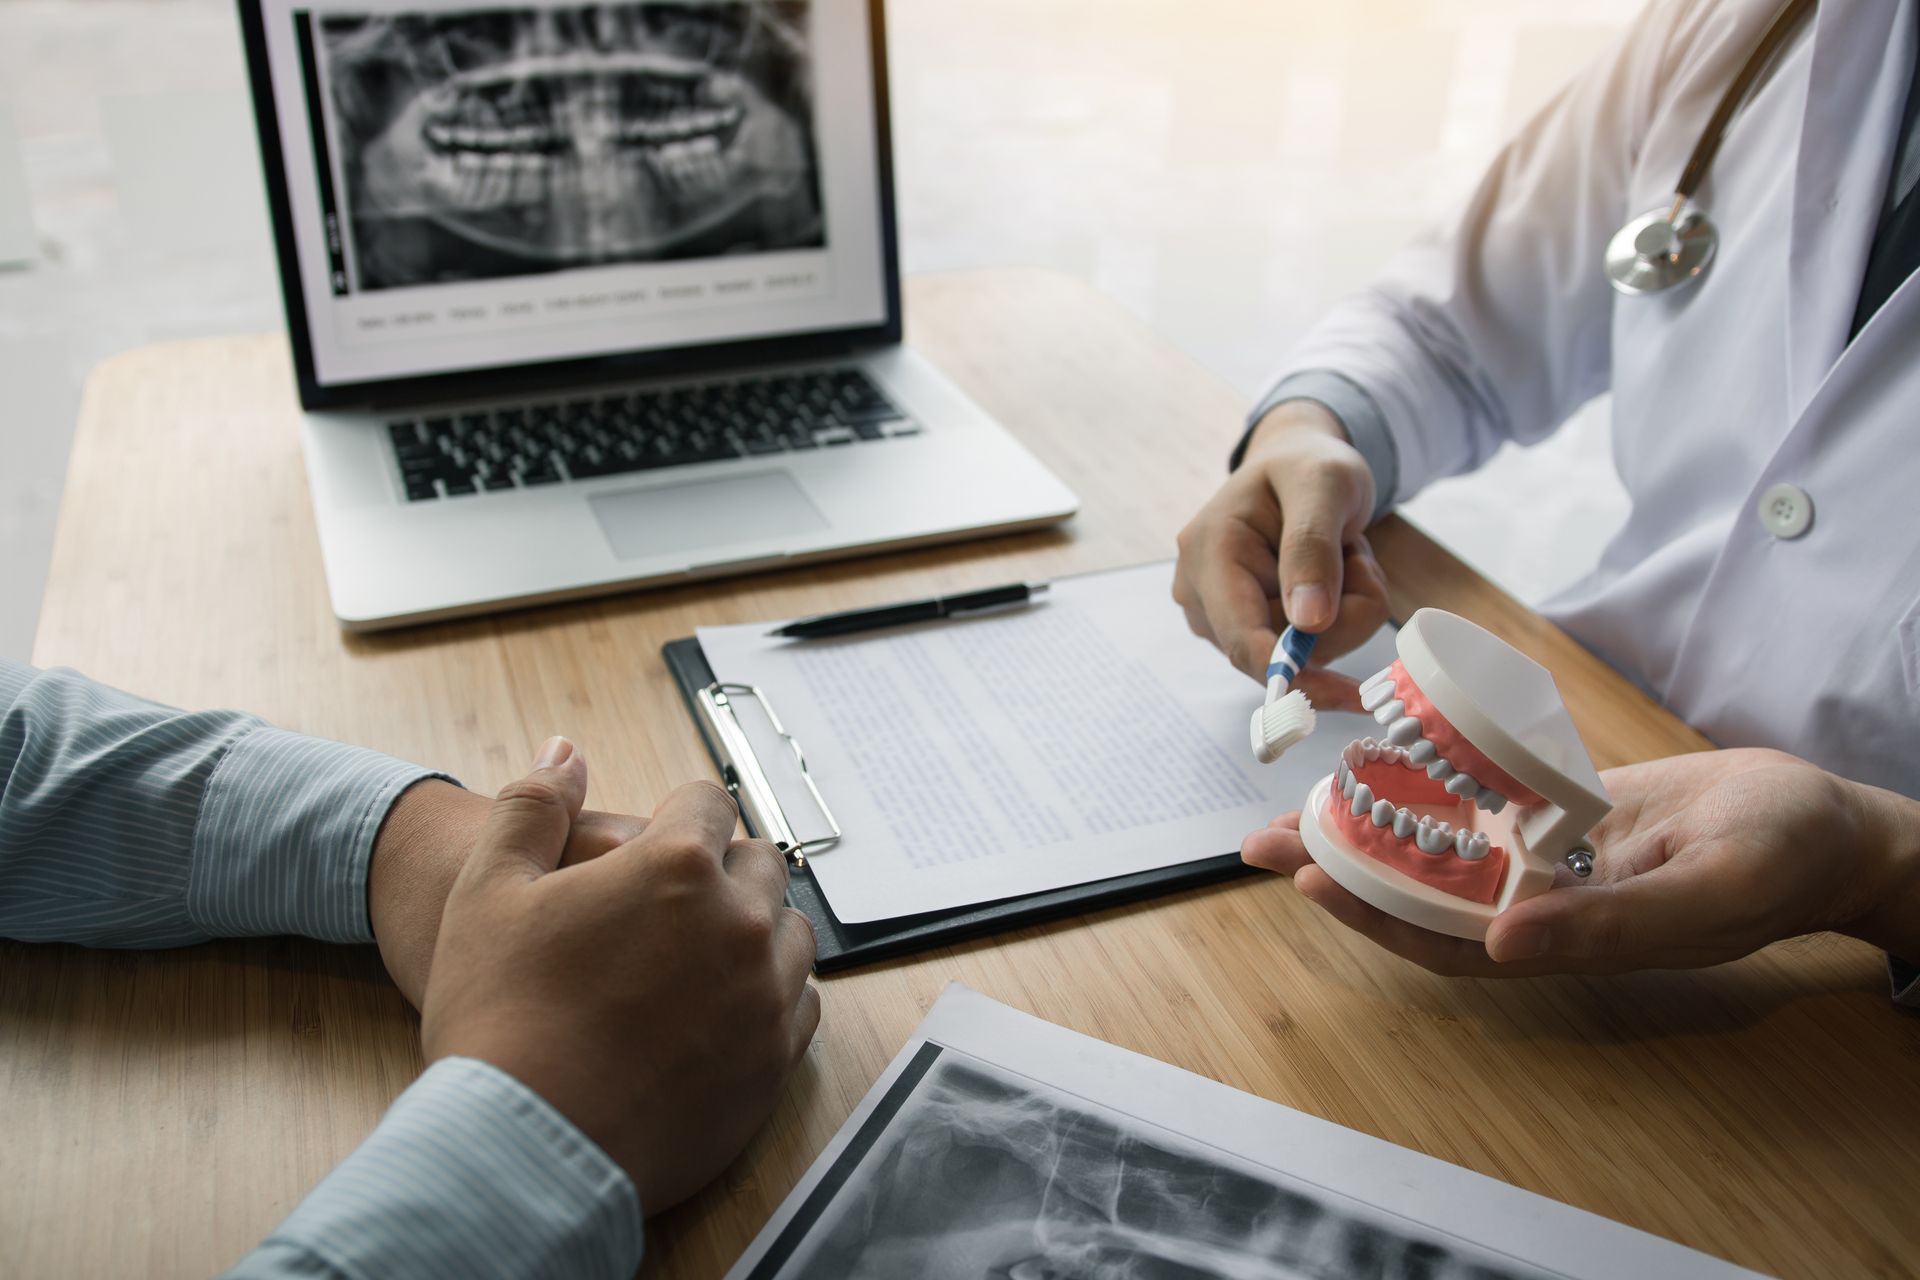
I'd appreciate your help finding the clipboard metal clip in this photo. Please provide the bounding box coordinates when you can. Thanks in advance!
[695,682,842,870]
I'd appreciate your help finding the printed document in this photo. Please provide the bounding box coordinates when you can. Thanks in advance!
[696,560,1398,923]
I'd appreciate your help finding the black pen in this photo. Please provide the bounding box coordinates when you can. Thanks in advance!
[768,582,1050,640]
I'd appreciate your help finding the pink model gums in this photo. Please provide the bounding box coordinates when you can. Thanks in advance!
[1328,655,1550,905]
[1298,609,1614,942]
[1323,739,1508,904]
[1374,660,1542,808]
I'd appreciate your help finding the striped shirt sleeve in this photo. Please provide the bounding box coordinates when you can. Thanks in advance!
[1,662,648,1274]
[0,659,444,946]
[225,1057,643,1280]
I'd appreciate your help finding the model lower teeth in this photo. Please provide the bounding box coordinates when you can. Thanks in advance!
[1310,619,1613,928]
[1414,819,1452,855]
[1329,667,1518,867]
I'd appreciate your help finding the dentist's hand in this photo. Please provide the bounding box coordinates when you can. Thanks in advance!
[1242,749,1920,977]
[422,741,821,1214]
[1173,401,1391,691]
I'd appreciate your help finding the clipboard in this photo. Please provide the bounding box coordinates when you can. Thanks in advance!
[663,637,1255,973]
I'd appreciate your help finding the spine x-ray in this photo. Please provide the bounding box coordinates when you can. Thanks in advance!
[313,2,824,292]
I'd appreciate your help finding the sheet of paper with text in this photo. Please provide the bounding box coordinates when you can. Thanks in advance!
[695,560,1398,922]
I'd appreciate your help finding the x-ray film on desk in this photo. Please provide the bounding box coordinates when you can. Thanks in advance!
[728,987,1761,1279]
[695,560,1400,923]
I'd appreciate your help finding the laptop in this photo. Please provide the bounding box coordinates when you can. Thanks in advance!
[238,0,1077,631]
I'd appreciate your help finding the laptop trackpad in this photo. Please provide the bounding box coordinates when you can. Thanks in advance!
[588,470,830,561]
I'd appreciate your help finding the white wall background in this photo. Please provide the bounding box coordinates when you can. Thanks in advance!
[0,0,1643,661]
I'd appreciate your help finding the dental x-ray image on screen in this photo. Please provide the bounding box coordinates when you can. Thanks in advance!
[752,1047,1545,1280]
[316,2,825,291]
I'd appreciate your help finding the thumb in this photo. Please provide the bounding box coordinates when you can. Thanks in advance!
[1273,469,1358,634]
[461,736,589,890]
[1485,863,1699,967]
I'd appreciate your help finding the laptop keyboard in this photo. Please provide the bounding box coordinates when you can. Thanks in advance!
[388,366,921,502]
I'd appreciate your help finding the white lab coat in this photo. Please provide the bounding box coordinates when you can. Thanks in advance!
[1274,0,1920,800]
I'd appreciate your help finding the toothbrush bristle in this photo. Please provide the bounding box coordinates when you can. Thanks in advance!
[1250,690,1317,764]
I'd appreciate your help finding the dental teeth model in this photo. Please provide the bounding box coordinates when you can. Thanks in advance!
[1298,610,1611,941]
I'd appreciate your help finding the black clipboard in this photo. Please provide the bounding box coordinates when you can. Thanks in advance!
[664,637,1255,973]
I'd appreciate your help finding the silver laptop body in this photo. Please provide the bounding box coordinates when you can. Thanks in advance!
[241,0,1076,630]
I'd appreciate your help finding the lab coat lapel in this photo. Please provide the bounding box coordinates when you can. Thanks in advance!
[1782,0,1913,422]
[1798,222,1920,437]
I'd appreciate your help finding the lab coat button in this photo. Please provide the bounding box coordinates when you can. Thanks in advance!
[1758,483,1813,539]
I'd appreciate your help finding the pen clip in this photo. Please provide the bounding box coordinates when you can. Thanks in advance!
[695,682,842,870]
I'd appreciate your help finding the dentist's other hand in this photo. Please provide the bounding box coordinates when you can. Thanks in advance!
[422,742,820,1214]
[1242,749,1920,977]
[1174,400,1390,685]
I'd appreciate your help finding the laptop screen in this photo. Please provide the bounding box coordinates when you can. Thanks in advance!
[249,0,891,392]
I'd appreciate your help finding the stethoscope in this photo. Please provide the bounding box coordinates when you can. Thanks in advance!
[1605,0,1816,296]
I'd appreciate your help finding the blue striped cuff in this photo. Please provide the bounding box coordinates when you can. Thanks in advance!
[189,726,448,943]
[1238,369,1402,524]
[230,1057,643,1280]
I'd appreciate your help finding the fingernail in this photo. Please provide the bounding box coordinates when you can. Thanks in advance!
[535,736,573,768]
[1492,925,1551,962]
[1288,584,1331,631]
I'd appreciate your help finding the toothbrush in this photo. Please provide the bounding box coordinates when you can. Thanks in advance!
[1249,626,1318,764]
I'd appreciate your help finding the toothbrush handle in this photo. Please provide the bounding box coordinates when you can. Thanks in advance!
[1264,627,1318,700]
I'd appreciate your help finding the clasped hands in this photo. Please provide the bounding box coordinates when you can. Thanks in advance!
[367,741,819,1215]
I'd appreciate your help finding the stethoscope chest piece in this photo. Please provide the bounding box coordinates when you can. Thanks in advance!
[1606,207,1718,297]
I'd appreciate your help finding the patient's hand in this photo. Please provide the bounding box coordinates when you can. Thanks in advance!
[368,779,646,1008]
[420,743,820,1214]
[1242,748,1920,977]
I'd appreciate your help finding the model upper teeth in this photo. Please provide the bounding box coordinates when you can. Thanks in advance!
[1333,664,1514,863]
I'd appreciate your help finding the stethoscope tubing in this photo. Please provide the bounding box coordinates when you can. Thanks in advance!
[1610,0,1817,295]
[1671,0,1818,206]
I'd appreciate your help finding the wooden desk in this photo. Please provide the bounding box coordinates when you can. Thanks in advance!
[5,271,1915,1279]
